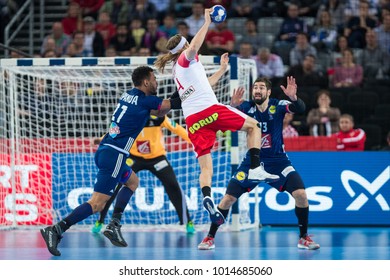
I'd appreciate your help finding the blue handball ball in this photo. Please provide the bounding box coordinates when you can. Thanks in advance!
[210,5,227,24]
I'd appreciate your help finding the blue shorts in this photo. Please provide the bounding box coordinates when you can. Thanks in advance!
[93,145,132,195]
[227,157,299,198]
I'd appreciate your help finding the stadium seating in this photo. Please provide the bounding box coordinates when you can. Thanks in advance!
[365,104,390,138]
[329,89,346,113]
[257,17,284,36]
[258,33,276,49]
[382,92,390,104]
[272,42,293,66]
[356,123,383,150]
[301,16,315,28]
[227,18,247,35]
[347,90,379,124]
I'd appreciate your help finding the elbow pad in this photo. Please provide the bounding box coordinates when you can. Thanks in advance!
[170,97,182,110]
[170,91,179,99]
[291,98,306,114]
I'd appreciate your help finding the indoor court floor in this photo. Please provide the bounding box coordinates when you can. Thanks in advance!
[0,226,389,260]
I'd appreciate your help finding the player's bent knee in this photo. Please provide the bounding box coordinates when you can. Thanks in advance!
[127,184,138,192]
[125,172,139,191]
[292,189,308,207]
[88,201,105,213]
[242,116,260,130]
[125,178,139,192]
[88,192,110,213]
[292,188,306,198]
[219,194,237,209]
[285,172,305,194]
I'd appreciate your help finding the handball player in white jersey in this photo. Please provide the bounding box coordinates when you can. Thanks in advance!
[155,8,279,225]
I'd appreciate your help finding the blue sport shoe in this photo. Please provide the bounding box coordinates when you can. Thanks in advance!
[91,221,103,233]
[186,221,195,234]
[203,196,225,226]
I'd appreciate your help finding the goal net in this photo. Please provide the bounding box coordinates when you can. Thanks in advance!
[0,56,258,231]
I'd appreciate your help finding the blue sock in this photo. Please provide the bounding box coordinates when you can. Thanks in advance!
[112,187,133,221]
[61,203,93,232]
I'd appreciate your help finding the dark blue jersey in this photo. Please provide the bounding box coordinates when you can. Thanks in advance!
[100,88,163,152]
[237,98,292,160]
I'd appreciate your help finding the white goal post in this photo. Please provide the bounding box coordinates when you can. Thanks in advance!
[0,56,259,231]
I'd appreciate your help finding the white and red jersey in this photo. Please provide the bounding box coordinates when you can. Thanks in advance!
[172,52,218,119]
[334,128,366,151]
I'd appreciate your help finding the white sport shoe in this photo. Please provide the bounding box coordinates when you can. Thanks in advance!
[297,234,320,250]
[248,164,280,183]
[198,236,215,250]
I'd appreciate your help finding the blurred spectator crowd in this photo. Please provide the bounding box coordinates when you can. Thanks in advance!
[3,0,390,150]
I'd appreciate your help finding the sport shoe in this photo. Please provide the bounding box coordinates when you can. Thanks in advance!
[198,236,215,250]
[186,221,195,234]
[91,221,103,233]
[103,219,127,247]
[40,225,62,256]
[248,164,280,183]
[297,234,320,250]
[203,196,225,226]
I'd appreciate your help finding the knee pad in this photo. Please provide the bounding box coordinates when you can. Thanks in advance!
[284,172,305,195]
[226,179,247,199]
[120,168,132,184]
[119,158,134,184]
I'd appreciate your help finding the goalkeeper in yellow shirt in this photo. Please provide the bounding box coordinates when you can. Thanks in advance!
[92,115,195,233]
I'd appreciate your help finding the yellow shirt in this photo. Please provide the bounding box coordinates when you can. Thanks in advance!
[132,28,145,47]
[130,115,191,159]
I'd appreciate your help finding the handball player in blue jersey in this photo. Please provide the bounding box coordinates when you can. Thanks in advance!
[40,66,182,256]
[198,76,320,250]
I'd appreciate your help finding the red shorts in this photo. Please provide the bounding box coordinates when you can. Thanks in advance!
[185,104,247,157]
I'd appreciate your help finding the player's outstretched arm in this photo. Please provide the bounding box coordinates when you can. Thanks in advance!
[186,8,212,60]
[280,76,306,114]
[230,87,245,107]
[208,52,229,87]
[280,76,298,101]
[152,98,181,117]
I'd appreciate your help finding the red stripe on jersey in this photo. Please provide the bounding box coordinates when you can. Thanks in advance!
[286,104,292,113]
[178,53,199,68]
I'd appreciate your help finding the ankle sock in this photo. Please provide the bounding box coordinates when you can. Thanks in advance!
[249,148,260,169]
[201,186,211,198]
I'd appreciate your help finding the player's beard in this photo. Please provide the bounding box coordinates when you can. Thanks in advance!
[150,86,157,95]
[254,96,267,105]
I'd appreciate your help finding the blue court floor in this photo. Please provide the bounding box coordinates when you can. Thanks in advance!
[1,226,389,260]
